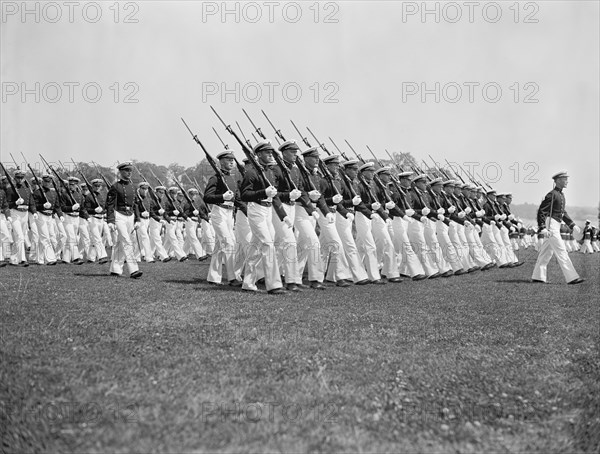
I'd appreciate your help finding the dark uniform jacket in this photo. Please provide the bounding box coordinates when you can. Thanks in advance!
[239,163,286,221]
[106,179,140,224]
[536,187,574,230]
[0,188,11,217]
[33,186,63,217]
[6,182,36,214]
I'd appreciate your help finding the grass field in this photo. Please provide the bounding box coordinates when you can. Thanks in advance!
[1,248,599,453]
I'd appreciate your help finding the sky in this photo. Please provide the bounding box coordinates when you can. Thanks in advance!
[2,0,599,207]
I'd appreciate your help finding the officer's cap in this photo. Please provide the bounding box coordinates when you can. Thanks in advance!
[138,181,150,189]
[67,176,80,184]
[216,151,235,160]
[42,174,53,181]
[117,161,133,171]
[322,154,341,165]
[253,140,275,154]
[341,159,359,168]
[155,185,166,191]
[301,147,320,158]
[397,171,414,179]
[429,177,443,186]
[552,170,568,180]
[168,186,178,193]
[374,166,392,175]
[188,188,199,194]
[411,173,428,183]
[14,170,26,177]
[359,162,375,172]
[278,140,300,153]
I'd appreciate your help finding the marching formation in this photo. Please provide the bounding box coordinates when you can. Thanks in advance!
[1,110,597,290]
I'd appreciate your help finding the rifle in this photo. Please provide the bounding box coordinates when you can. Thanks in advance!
[211,106,273,189]
[148,167,176,206]
[181,117,231,192]
[133,163,162,208]
[306,127,333,156]
[345,140,379,204]
[39,154,76,205]
[428,155,451,180]
[9,153,31,188]
[364,145,394,204]
[290,120,311,148]
[21,152,47,203]
[327,137,357,197]
[305,126,341,197]
[172,175,197,210]
[0,162,19,195]
[236,121,253,149]
[367,146,407,199]
[244,109,298,191]
[213,126,245,176]
[91,161,111,187]
[71,159,99,207]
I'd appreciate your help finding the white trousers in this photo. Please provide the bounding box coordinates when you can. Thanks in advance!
[355,212,381,281]
[207,206,237,283]
[372,214,400,278]
[335,212,368,282]
[393,217,425,277]
[35,213,57,264]
[234,211,252,279]
[295,206,324,282]
[242,202,282,291]
[0,214,11,261]
[87,217,108,261]
[148,218,169,260]
[62,214,81,262]
[407,218,438,276]
[318,211,352,282]
[532,218,579,283]
[272,204,300,284]
[10,210,29,264]
[109,211,139,275]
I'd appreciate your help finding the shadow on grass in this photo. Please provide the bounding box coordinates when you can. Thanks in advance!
[73,272,118,278]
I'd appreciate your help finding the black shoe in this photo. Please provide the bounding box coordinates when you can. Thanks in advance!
[130,271,143,279]
[296,283,310,289]
[311,281,326,290]
[388,277,403,283]
[98,258,109,265]
[335,280,350,287]
[468,266,480,273]
[162,257,173,263]
[111,272,120,277]
[286,283,301,292]
[412,274,427,281]
[0,261,7,267]
[441,271,454,278]
[198,255,209,262]
[370,279,386,285]
[481,263,495,271]
[268,287,286,295]
[567,278,585,285]
[499,264,510,269]
[428,272,440,279]
[19,261,29,267]
[256,278,266,285]
[513,261,524,267]
[400,274,411,278]
[454,269,467,276]
[229,279,243,287]
[531,279,546,284]
[47,261,57,266]
[356,279,370,285]
[179,256,188,262]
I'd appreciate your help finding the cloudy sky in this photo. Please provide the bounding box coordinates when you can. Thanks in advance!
[2,1,598,207]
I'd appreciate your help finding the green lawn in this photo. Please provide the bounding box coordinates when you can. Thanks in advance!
[1,249,598,453]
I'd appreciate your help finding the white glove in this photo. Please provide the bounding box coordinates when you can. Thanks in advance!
[72,203,80,211]
[508,214,515,221]
[448,206,456,214]
[290,189,302,201]
[109,223,116,232]
[421,207,430,216]
[437,214,445,221]
[510,226,516,233]
[32,213,38,220]
[437,207,445,214]
[134,222,141,230]
[475,225,481,233]
[332,194,343,204]
[371,202,381,211]
[405,208,415,217]
[420,216,428,223]
[464,220,472,227]
[385,201,395,210]
[160,219,167,226]
[222,190,235,201]
[158,208,165,215]
[573,225,581,234]
[7,217,13,223]
[173,210,180,216]
[458,211,466,219]
[490,220,496,226]
[464,207,472,214]
[265,186,278,198]
[94,206,103,214]
[311,211,321,221]
[352,195,362,206]
[326,212,335,224]
[59,216,64,222]
[16,197,24,205]
[500,214,507,220]
[346,212,354,222]
[385,218,392,227]
[283,216,293,228]
[43,202,52,209]
[193,209,199,216]
[494,214,501,221]
[476,210,483,218]
[539,228,549,238]
[142,211,149,218]
[517,222,523,229]
[308,190,321,201]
